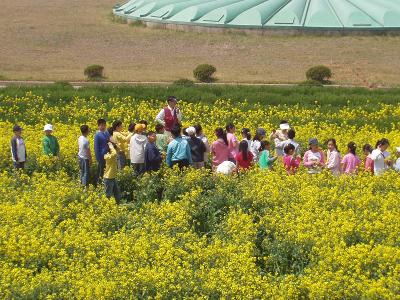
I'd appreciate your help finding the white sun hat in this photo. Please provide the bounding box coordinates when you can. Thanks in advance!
[43,124,53,131]
[396,146,400,153]
[279,123,290,130]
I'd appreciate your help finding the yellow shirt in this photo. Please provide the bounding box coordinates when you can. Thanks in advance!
[113,131,132,157]
[104,146,118,179]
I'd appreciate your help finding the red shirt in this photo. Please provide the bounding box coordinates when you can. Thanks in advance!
[235,151,253,170]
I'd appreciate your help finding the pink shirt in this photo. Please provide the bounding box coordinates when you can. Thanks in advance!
[211,139,230,168]
[283,155,301,175]
[341,153,361,174]
[226,133,239,159]
[365,155,374,174]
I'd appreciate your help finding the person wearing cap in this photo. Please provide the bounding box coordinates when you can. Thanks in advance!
[155,96,182,134]
[186,126,206,169]
[303,138,325,174]
[42,124,59,156]
[166,125,192,170]
[392,147,400,172]
[270,121,290,157]
[250,128,266,162]
[129,124,148,175]
[10,125,27,169]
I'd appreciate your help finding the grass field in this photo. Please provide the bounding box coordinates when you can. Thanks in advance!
[1,0,400,86]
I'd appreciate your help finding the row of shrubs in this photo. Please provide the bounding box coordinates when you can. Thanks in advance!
[83,64,333,85]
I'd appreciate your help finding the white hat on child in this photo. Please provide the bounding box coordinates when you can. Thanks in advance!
[43,124,53,131]
[279,123,290,130]
[396,147,400,153]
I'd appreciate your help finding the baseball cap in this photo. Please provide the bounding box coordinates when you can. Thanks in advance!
[43,124,53,131]
[13,125,22,132]
[309,138,318,145]
[256,128,266,136]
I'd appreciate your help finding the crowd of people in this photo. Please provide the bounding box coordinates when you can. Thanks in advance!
[10,96,400,202]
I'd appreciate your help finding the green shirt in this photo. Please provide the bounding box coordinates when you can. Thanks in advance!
[259,150,276,169]
[156,133,168,153]
[43,135,60,156]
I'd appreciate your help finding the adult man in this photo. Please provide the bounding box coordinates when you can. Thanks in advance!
[155,96,182,134]
[94,119,110,183]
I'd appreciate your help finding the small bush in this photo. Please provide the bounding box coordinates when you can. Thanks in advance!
[84,65,104,80]
[173,78,195,87]
[193,64,217,83]
[306,65,332,84]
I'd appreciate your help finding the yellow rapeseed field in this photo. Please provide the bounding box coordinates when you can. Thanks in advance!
[0,92,399,298]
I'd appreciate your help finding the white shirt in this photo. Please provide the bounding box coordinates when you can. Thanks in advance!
[371,149,390,176]
[393,157,400,172]
[216,161,236,175]
[78,136,90,159]
[250,140,261,162]
[155,105,182,126]
[12,137,26,162]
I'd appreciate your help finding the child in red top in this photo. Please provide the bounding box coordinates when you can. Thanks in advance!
[235,140,254,171]
[363,144,374,174]
[283,144,301,175]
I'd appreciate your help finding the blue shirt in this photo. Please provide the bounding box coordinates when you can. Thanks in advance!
[94,130,110,162]
[166,137,192,167]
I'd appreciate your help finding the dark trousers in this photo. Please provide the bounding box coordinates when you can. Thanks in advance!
[171,159,190,170]
[131,163,145,176]
[79,158,90,187]
[13,161,25,169]
[97,159,106,184]
[104,178,121,204]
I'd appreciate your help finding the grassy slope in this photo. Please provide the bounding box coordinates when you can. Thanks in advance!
[1,0,400,85]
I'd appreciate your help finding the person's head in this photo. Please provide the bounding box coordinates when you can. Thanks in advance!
[139,120,148,129]
[13,125,22,137]
[97,119,107,131]
[308,138,319,151]
[215,127,228,145]
[186,127,196,137]
[259,140,270,151]
[347,141,357,155]
[147,131,156,143]
[167,96,177,109]
[327,138,338,152]
[112,120,123,132]
[376,138,390,151]
[43,124,53,136]
[284,143,295,156]
[241,128,251,140]
[279,120,290,134]
[182,127,189,137]
[254,128,266,141]
[362,144,373,155]
[287,129,296,140]
[226,123,235,134]
[194,124,203,136]
[80,124,90,136]
[171,125,181,138]
[134,124,146,134]
[128,123,136,133]
[239,140,249,161]
[155,124,165,134]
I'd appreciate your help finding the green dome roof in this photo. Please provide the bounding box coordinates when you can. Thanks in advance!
[114,0,400,29]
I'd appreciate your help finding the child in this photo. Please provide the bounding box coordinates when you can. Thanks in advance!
[226,123,239,163]
[43,124,60,156]
[341,142,361,174]
[129,124,148,175]
[78,125,92,188]
[144,131,163,172]
[10,125,27,169]
[393,147,400,172]
[112,120,133,170]
[241,128,252,149]
[363,144,374,174]
[258,141,277,170]
[303,138,325,174]
[211,128,230,170]
[194,124,210,164]
[371,138,391,176]
[155,123,168,154]
[280,129,300,155]
[283,144,301,175]
[186,127,206,169]
[250,128,266,162]
[104,140,121,203]
[235,140,254,171]
[166,125,192,169]
[325,138,341,176]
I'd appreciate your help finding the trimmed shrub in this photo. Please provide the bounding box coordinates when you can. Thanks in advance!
[306,65,332,84]
[193,64,217,83]
[173,78,195,87]
[84,65,104,80]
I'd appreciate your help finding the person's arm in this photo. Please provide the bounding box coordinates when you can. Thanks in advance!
[186,142,193,164]
[176,108,182,122]
[104,144,117,160]
[340,156,346,173]
[87,141,92,163]
[11,138,18,162]
[166,143,173,167]
[292,156,301,168]
[275,138,286,149]
[155,109,166,125]
[93,134,100,161]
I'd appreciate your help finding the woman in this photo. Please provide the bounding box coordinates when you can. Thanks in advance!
[371,138,391,176]
[112,120,133,169]
[325,138,341,176]
[303,138,325,174]
[211,128,230,170]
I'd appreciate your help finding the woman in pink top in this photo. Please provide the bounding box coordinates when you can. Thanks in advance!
[226,123,239,163]
[325,138,341,176]
[283,144,301,175]
[341,142,361,174]
[303,138,325,174]
[211,127,230,170]
[363,144,374,174]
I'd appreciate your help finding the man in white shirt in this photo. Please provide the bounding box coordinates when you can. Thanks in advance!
[78,125,92,187]
[155,96,182,134]
[371,138,390,176]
